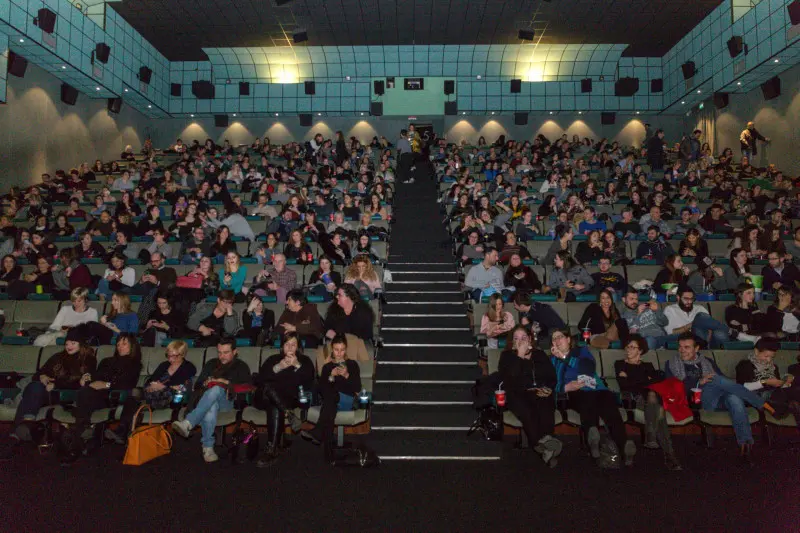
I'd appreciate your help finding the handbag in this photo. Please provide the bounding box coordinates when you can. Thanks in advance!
[123,404,173,466]
[176,274,203,289]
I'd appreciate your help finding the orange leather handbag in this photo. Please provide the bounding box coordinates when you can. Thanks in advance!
[123,404,173,466]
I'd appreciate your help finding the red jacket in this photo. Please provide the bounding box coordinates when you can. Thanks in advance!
[647,377,693,422]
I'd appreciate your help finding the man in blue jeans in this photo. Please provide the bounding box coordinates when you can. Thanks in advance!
[663,287,730,348]
[172,338,252,463]
[665,333,779,465]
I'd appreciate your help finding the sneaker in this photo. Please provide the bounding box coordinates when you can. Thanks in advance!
[623,440,637,467]
[664,452,683,471]
[255,446,279,468]
[403,178,415,184]
[171,419,192,439]
[300,429,321,446]
[14,424,32,443]
[538,436,563,468]
[104,428,125,445]
[202,446,219,463]
[587,427,601,459]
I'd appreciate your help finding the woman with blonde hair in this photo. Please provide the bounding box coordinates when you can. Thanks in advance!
[221,251,247,301]
[34,287,98,346]
[100,292,139,335]
[344,255,382,298]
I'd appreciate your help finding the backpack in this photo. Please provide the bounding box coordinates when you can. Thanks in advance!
[331,444,381,467]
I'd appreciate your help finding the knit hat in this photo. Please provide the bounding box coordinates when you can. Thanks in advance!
[65,328,83,344]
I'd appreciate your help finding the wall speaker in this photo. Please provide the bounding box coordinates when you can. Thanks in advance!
[299,114,312,127]
[727,36,744,58]
[7,51,28,78]
[374,80,385,95]
[215,115,229,128]
[444,101,457,115]
[107,97,122,114]
[292,31,308,43]
[239,82,250,96]
[192,80,215,99]
[601,112,616,125]
[518,29,535,41]
[580,78,592,93]
[650,78,663,93]
[171,83,182,97]
[95,43,110,64]
[514,112,528,126]
[443,80,455,95]
[36,8,56,33]
[761,76,781,100]
[304,81,315,95]
[138,66,152,84]
[614,77,639,97]
[61,83,78,106]
[510,79,522,93]
[713,92,729,109]
[370,102,383,116]
[681,61,696,80]
[789,0,800,25]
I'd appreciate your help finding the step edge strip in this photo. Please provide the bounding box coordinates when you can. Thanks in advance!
[377,361,475,366]
[376,380,475,384]
[378,456,501,461]
[371,426,472,431]
[372,401,473,405]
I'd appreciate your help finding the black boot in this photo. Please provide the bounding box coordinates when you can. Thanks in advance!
[256,406,284,468]
[740,443,754,466]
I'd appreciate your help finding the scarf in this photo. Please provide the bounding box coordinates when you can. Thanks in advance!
[667,353,715,382]
[747,353,776,382]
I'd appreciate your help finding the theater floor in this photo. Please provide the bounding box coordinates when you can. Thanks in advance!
[3,434,798,531]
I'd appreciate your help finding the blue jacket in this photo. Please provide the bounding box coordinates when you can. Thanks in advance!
[551,346,607,393]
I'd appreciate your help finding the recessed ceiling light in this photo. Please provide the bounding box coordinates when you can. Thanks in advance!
[476,75,482,80]
[774,59,779,63]
[681,101,685,104]
[737,82,742,85]
[345,76,351,81]
[147,105,152,108]
[19,39,24,43]
[697,90,701,93]
[275,113,279,116]
[61,66,66,69]
[232,113,236,117]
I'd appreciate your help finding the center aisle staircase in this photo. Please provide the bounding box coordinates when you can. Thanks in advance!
[370,177,501,461]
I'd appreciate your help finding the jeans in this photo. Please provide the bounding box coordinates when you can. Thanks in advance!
[14,381,50,426]
[644,333,680,350]
[185,386,234,448]
[691,313,730,348]
[704,375,765,445]
[96,278,114,298]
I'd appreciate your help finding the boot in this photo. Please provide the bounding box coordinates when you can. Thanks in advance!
[643,402,661,449]
[256,406,284,468]
[655,418,682,471]
[739,443,754,466]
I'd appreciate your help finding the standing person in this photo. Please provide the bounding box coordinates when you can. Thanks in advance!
[397,129,414,184]
[739,121,769,161]
[646,129,666,171]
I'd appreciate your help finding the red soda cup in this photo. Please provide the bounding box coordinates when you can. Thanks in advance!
[691,387,702,405]
[308,252,313,262]
[582,328,591,341]
[495,388,506,407]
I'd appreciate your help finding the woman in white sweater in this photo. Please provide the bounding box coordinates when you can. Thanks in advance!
[34,287,99,346]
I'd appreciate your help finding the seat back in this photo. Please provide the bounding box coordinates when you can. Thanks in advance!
[14,301,60,326]
[0,346,41,376]
[486,349,503,374]
[709,350,743,379]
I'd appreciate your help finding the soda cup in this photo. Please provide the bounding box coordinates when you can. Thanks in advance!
[329,213,334,221]
[495,387,506,407]
[16,329,24,337]
[35,284,43,294]
[691,387,702,405]
[582,328,591,341]
[307,252,313,262]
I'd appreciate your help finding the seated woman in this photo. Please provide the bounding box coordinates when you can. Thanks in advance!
[59,334,142,464]
[722,248,753,291]
[736,338,799,430]
[85,292,139,344]
[175,256,220,317]
[725,283,771,343]
[514,210,540,242]
[8,330,96,443]
[34,287,99,347]
[306,255,342,301]
[480,293,515,348]
[574,230,604,265]
[319,232,351,265]
[284,229,313,264]
[242,292,276,346]
[255,233,281,266]
[221,251,247,301]
[685,258,727,295]
[653,255,690,295]
[365,193,388,220]
[324,284,375,343]
[498,231,532,264]
[576,289,626,349]
[9,254,55,300]
[254,332,315,467]
[300,210,326,243]
[276,290,325,348]
[546,250,594,302]
[614,334,681,470]
[142,291,185,347]
[96,252,136,299]
[74,231,105,260]
[550,329,635,469]
[601,231,628,266]
[766,286,800,340]
[136,205,165,237]
[208,225,237,262]
[0,254,21,292]
[504,252,543,294]
[353,233,384,264]
[456,230,486,266]
[300,334,362,459]
[343,255,382,299]
[498,326,561,466]
[678,228,708,259]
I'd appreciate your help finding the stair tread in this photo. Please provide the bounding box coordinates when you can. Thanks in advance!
[378,346,478,363]
[371,404,480,428]
[374,382,474,402]
[377,364,480,382]
[369,430,501,459]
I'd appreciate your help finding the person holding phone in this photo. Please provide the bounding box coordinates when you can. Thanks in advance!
[498,326,561,467]
[242,293,275,346]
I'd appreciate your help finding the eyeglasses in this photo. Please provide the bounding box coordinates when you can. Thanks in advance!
[551,333,566,340]
[625,345,642,351]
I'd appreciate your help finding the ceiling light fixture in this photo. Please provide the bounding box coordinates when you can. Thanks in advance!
[275,113,279,116]
[476,75,482,80]
[697,90,701,93]
[147,105,152,108]
[774,59,780,63]
[233,113,236,117]
[19,39,24,43]
[681,101,685,104]
[61,65,66,69]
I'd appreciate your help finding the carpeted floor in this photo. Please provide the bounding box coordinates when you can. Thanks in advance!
[3,434,798,532]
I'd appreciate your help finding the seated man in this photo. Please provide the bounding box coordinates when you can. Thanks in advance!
[464,248,506,302]
[172,337,252,463]
[578,206,605,235]
[130,252,177,295]
[612,207,641,239]
[143,228,175,261]
[638,206,672,239]
[663,288,730,348]
[276,289,324,348]
[511,292,565,340]
[180,226,212,265]
[621,289,674,349]
[186,289,242,346]
[252,253,298,303]
[665,333,779,464]
[635,225,675,264]
[591,258,627,295]
[762,251,800,293]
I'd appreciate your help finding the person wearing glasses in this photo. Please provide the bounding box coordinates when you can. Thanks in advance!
[663,287,730,348]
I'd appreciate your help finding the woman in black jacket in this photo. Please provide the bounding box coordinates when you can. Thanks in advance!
[577,289,627,348]
[60,334,142,463]
[254,332,315,467]
[142,292,186,347]
[503,252,542,294]
[300,334,362,459]
[498,326,561,467]
[324,283,375,342]
[242,293,276,346]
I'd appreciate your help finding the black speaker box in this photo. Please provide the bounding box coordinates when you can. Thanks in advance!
[510,79,522,93]
[713,92,729,109]
[107,97,122,114]
[61,84,78,105]
[444,80,455,95]
[601,112,616,125]
[614,77,639,97]
[7,51,28,78]
[681,61,696,80]
[581,78,592,93]
[518,29,535,41]
[374,80,385,95]
[727,36,744,58]
[761,76,781,100]
[138,66,152,84]
[215,115,229,128]
[370,102,383,116]
[650,78,663,93]
[514,112,528,125]
[192,81,215,99]
[789,0,800,25]
[304,81,315,95]
[171,83,182,97]
[299,114,312,127]
[293,31,308,43]
[37,8,56,33]
[239,82,250,96]
[95,43,110,64]
[444,101,457,115]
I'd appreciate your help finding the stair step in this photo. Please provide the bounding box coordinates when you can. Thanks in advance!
[387,263,454,273]
[373,382,474,403]
[381,330,472,345]
[371,404,480,428]
[369,430,501,460]
[377,364,479,382]
[390,291,463,302]
[378,347,478,363]
[383,303,467,315]
[382,316,469,328]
